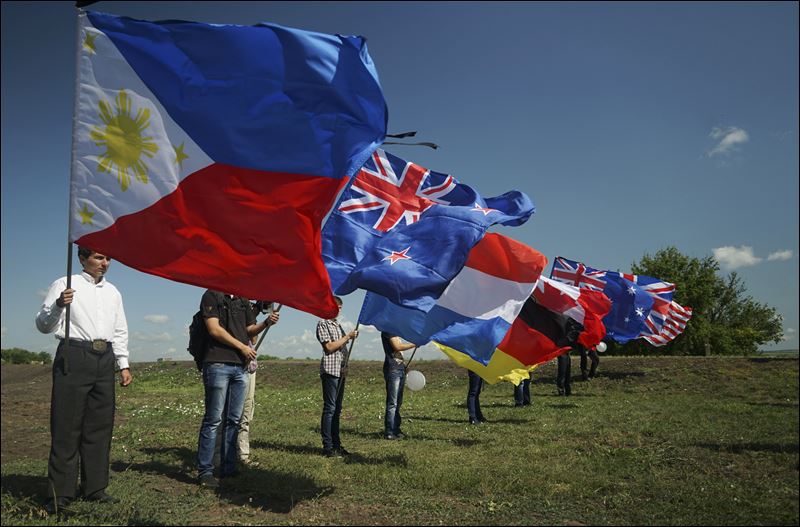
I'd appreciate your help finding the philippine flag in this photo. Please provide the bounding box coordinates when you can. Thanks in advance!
[70,11,387,319]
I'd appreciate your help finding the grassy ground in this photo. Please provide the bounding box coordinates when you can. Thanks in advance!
[1,356,798,525]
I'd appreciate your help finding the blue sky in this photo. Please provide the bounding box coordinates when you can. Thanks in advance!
[2,1,797,363]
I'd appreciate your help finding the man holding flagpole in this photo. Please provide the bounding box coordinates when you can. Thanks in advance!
[316,296,358,457]
[36,246,131,514]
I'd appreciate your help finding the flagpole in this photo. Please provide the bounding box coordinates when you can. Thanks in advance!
[254,304,281,352]
[62,8,86,376]
[403,346,419,373]
[334,321,359,404]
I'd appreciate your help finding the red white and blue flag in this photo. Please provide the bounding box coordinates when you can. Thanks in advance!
[643,301,693,346]
[70,11,387,318]
[550,257,654,343]
[322,148,535,309]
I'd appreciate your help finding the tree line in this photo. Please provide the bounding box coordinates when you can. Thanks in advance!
[1,348,52,364]
[614,246,784,356]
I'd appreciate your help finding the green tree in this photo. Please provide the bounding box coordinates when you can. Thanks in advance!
[616,247,783,356]
[1,348,52,364]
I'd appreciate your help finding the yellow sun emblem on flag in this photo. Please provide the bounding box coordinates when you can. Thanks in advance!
[90,90,158,191]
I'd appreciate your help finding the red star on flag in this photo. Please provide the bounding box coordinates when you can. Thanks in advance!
[383,247,412,265]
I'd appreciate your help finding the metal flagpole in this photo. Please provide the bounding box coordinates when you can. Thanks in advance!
[403,346,420,373]
[254,304,282,352]
[334,321,359,404]
[62,7,88,375]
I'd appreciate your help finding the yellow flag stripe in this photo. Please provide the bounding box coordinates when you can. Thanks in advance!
[434,343,537,385]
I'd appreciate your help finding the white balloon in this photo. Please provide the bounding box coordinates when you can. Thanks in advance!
[406,370,426,391]
[596,341,607,353]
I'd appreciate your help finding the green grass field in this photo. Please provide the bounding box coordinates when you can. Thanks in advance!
[1,356,798,525]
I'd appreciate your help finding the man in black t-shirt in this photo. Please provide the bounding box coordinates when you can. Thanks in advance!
[196,290,274,489]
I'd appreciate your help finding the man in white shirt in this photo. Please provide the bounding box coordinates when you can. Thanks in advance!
[35,246,131,514]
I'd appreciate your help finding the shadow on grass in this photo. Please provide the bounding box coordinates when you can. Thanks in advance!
[252,439,409,467]
[694,442,799,454]
[214,471,332,513]
[408,414,528,425]
[116,446,331,514]
[0,473,51,515]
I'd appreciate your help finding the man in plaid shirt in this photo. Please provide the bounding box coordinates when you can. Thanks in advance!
[316,296,359,457]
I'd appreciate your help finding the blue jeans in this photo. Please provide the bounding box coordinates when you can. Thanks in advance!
[383,365,405,436]
[320,373,346,450]
[467,370,485,421]
[198,363,247,477]
[514,378,531,405]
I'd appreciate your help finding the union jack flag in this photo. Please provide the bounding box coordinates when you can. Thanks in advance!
[337,149,457,232]
[550,256,607,291]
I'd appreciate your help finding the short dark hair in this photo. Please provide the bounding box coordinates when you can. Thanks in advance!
[333,296,343,306]
[77,246,95,260]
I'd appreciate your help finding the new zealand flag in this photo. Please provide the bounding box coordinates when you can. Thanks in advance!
[322,148,534,310]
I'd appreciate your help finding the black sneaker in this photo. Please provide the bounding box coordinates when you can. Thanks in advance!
[395,432,406,439]
[336,447,352,457]
[44,497,71,515]
[385,433,398,440]
[469,419,481,425]
[323,448,338,458]
[84,491,119,503]
[198,474,219,489]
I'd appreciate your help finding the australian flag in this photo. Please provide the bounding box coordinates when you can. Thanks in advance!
[550,256,655,343]
[322,148,534,311]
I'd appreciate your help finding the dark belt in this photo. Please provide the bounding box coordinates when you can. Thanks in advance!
[60,338,112,354]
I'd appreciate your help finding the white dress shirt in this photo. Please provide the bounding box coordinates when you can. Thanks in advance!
[36,271,130,370]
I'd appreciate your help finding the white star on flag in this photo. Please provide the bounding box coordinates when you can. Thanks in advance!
[471,203,497,216]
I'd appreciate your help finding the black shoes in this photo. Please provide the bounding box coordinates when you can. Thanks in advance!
[385,432,405,440]
[44,497,71,515]
[85,491,119,503]
[469,419,481,425]
[323,447,351,457]
[198,474,219,489]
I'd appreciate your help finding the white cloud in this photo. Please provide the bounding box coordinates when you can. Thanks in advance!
[781,328,796,342]
[131,331,173,343]
[1,326,6,338]
[713,245,762,269]
[707,126,749,157]
[144,314,169,324]
[767,250,793,262]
